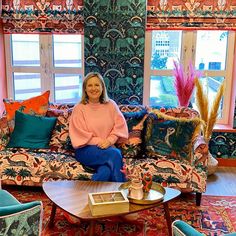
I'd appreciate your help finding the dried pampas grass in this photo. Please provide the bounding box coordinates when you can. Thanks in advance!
[205,81,225,140]
[195,78,225,140]
[194,78,208,136]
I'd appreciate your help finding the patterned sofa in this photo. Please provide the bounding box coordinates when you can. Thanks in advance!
[0,103,208,205]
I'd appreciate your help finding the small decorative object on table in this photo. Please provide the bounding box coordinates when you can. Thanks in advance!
[129,179,143,200]
[141,172,153,193]
[119,181,165,205]
[88,191,129,216]
[121,164,153,200]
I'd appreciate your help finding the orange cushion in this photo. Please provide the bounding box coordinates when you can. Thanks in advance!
[3,91,50,132]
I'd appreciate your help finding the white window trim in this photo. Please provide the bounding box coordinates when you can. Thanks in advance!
[143,30,235,126]
[4,34,84,102]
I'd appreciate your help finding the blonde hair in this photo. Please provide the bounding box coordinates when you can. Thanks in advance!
[80,72,109,104]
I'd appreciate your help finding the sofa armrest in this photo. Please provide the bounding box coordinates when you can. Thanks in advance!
[192,135,209,168]
[0,116,10,151]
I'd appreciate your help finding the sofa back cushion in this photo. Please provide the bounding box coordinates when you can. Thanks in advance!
[144,107,201,162]
[7,111,57,149]
[46,105,74,153]
[3,91,50,132]
[116,105,148,159]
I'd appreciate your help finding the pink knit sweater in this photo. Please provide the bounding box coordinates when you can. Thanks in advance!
[69,99,128,149]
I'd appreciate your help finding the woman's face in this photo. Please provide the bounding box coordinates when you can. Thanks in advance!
[85,76,103,103]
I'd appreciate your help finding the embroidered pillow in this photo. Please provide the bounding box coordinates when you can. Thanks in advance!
[7,111,57,149]
[116,105,148,159]
[144,110,201,162]
[3,91,50,132]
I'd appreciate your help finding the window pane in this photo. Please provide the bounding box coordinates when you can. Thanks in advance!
[149,76,178,107]
[191,76,224,118]
[195,31,228,70]
[11,34,40,67]
[13,73,41,100]
[54,74,82,103]
[151,31,182,70]
[53,35,82,68]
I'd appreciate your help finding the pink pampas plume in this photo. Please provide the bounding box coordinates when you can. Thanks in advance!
[173,60,201,107]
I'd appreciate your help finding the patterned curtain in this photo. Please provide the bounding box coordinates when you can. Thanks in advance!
[1,0,84,34]
[147,0,236,30]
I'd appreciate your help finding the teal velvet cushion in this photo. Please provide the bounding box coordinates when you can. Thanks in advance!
[144,111,201,162]
[7,111,57,149]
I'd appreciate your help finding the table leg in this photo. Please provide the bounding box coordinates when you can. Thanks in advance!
[48,202,57,228]
[163,202,172,236]
[88,220,95,236]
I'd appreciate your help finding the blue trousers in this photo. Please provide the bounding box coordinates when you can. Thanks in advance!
[75,145,125,182]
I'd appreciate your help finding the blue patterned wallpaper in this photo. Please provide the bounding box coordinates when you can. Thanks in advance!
[84,0,146,105]
[210,132,236,159]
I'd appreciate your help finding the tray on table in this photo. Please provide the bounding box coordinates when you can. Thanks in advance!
[119,182,166,205]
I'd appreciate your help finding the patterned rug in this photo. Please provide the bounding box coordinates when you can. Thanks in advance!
[5,186,236,236]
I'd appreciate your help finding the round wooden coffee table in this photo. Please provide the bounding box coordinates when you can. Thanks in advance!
[43,180,180,235]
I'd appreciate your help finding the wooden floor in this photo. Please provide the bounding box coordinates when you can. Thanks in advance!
[204,166,236,196]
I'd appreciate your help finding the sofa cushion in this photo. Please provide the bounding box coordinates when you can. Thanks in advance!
[116,105,148,159]
[46,107,74,153]
[124,157,194,190]
[3,91,50,132]
[7,111,57,149]
[144,110,201,162]
[0,149,92,186]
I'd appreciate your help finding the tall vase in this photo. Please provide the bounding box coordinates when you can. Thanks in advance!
[207,151,218,176]
[206,137,218,176]
[129,179,144,200]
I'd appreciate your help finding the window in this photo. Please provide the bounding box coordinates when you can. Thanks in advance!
[144,30,235,125]
[4,34,84,103]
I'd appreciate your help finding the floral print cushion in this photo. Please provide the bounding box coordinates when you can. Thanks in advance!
[116,105,148,159]
[46,107,74,154]
[144,110,201,163]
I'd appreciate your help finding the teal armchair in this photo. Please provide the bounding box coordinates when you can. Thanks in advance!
[172,220,236,236]
[0,189,43,235]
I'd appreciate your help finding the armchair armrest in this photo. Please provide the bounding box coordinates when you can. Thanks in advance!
[192,135,209,168]
[0,201,42,217]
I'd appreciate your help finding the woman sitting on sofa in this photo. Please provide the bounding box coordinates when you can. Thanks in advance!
[69,72,128,182]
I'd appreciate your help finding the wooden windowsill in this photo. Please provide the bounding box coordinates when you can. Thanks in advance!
[213,124,236,133]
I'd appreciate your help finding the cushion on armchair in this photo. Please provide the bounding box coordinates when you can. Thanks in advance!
[116,105,148,159]
[144,110,202,162]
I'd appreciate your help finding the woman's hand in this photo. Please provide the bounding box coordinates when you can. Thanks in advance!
[97,139,111,149]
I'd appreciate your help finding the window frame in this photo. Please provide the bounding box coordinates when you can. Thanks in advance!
[4,34,84,102]
[143,30,235,126]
